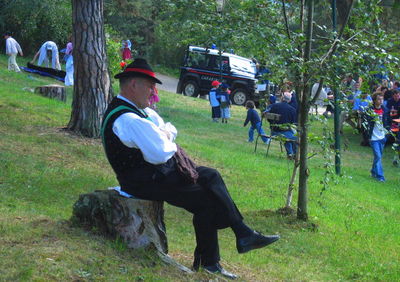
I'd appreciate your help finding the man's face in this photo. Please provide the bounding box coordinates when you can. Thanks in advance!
[132,78,156,109]
[393,93,400,102]
[355,82,360,89]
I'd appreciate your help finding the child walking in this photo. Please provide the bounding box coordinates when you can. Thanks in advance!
[219,83,231,123]
[244,100,270,144]
[3,31,23,72]
[209,80,221,122]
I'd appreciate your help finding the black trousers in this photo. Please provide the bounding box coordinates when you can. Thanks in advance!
[122,166,243,266]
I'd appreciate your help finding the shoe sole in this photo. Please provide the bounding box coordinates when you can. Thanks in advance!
[204,268,238,280]
[238,236,280,254]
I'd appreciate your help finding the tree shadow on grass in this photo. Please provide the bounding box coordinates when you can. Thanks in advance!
[244,208,319,234]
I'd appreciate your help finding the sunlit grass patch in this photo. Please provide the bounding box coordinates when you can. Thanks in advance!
[0,53,399,281]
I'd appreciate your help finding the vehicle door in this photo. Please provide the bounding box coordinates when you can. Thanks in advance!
[205,55,230,87]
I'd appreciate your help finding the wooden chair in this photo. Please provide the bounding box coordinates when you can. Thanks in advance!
[254,112,283,158]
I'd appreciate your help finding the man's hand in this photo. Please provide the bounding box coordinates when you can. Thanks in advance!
[19,51,23,57]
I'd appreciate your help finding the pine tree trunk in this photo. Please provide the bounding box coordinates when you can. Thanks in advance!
[68,0,112,137]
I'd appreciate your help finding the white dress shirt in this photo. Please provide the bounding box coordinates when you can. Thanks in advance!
[113,95,177,165]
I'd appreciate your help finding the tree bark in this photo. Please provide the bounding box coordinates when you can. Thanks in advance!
[286,150,300,208]
[35,84,66,102]
[336,0,353,28]
[72,190,168,253]
[297,0,314,221]
[68,0,112,137]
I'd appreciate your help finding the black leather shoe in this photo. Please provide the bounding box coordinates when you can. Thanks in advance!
[237,231,280,254]
[203,263,238,280]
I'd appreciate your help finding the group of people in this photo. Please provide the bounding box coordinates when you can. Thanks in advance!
[278,74,399,182]
[3,31,73,86]
[336,74,400,182]
[242,73,399,182]
[209,81,232,123]
[244,91,298,160]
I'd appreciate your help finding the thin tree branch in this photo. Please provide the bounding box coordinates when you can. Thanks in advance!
[319,0,355,66]
[282,0,291,40]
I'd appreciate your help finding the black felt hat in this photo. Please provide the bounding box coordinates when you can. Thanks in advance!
[114,58,162,84]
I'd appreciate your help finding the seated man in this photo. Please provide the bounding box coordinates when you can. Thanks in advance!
[101,58,280,279]
[266,92,297,159]
[386,90,400,119]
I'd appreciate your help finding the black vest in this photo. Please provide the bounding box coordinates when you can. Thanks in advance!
[101,97,158,188]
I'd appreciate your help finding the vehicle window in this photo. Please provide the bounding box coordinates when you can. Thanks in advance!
[208,55,229,72]
[186,52,207,68]
[229,57,257,74]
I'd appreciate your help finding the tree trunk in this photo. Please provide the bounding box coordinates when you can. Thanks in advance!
[297,0,314,221]
[35,84,66,102]
[68,0,112,137]
[336,0,353,28]
[286,150,300,208]
[72,190,168,253]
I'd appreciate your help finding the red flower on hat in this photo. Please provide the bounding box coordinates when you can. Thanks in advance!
[120,61,127,69]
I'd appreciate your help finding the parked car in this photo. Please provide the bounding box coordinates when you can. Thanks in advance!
[176,45,267,106]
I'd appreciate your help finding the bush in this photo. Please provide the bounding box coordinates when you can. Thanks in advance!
[0,0,72,55]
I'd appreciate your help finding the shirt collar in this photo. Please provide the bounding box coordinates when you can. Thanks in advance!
[117,94,148,116]
[117,94,140,108]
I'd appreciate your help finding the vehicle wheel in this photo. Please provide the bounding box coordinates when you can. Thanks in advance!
[231,88,248,106]
[183,80,199,97]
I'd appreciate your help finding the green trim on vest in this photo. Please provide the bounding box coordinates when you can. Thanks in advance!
[101,105,152,145]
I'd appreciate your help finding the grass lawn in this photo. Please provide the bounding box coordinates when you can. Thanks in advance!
[0,54,399,281]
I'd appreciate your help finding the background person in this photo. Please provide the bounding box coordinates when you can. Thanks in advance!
[209,80,221,122]
[366,93,391,182]
[219,83,231,123]
[386,90,400,119]
[266,92,298,159]
[121,39,132,61]
[149,86,160,110]
[244,100,270,144]
[64,38,74,86]
[3,31,23,72]
[31,41,61,70]
[101,58,280,279]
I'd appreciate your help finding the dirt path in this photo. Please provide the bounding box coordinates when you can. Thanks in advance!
[155,73,178,93]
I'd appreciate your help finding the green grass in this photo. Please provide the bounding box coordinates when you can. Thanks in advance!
[0,54,399,281]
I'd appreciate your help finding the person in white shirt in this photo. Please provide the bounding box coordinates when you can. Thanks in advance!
[101,58,280,279]
[3,32,23,72]
[31,41,61,70]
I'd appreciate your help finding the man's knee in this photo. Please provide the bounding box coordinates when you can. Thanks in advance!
[197,166,221,179]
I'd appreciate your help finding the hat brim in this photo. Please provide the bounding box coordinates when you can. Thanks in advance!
[114,71,162,84]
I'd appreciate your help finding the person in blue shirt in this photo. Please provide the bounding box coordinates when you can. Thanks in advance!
[209,81,221,122]
[266,93,298,159]
[365,93,391,181]
[219,83,231,123]
[353,93,372,112]
[244,100,270,144]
